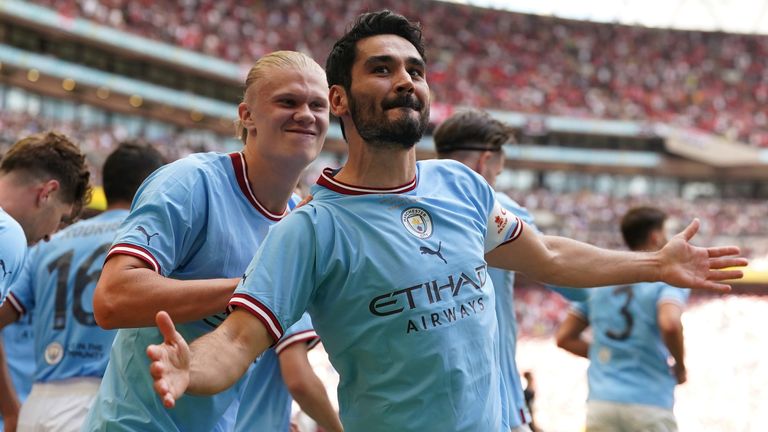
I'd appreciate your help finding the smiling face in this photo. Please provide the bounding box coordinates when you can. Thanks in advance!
[335,34,430,149]
[239,63,329,168]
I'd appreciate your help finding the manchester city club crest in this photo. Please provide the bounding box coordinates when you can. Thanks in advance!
[45,341,64,365]
[401,207,433,239]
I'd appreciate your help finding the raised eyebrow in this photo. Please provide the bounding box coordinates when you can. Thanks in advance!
[363,55,394,68]
[364,55,426,71]
[406,57,426,70]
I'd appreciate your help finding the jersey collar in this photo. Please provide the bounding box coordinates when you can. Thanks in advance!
[229,152,289,221]
[316,167,417,195]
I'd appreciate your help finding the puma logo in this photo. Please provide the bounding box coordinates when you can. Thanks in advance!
[0,259,10,279]
[420,241,447,264]
[136,226,160,245]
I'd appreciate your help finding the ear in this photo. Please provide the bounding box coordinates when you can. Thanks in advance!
[238,102,255,129]
[329,85,349,117]
[648,229,666,250]
[36,179,60,207]
[475,151,492,173]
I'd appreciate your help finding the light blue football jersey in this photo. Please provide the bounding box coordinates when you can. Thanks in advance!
[0,313,33,430]
[0,208,26,303]
[84,152,299,432]
[572,283,689,409]
[234,313,319,432]
[489,191,536,429]
[231,160,524,431]
[6,209,127,382]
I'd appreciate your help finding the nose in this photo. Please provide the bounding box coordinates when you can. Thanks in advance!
[293,103,315,125]
[393,67,414,95]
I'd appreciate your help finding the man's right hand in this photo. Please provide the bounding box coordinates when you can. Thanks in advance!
[673,363,687,385]
[147,311,191,408]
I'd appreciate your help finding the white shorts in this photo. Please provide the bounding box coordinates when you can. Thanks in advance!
[18,377,101,432]
[586,400,677,432]
[510,424,533,432]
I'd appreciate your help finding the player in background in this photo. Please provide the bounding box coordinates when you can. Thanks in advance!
[556,206,688,432]
[83,51,341,432]
[0,142,164,432]
[0,132,90,430]
[434,108,590,432]
[432,108,540,431]
[233,313,342,432]
[0,132,90,302]
[0,311,32,432]
[146,11,745,431]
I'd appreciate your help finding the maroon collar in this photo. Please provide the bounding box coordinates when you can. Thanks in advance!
[316,167,417,195]
[229,152,289,221]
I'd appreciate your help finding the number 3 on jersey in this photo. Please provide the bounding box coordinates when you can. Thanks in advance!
[605,285,634,341]
[47,243,111,330]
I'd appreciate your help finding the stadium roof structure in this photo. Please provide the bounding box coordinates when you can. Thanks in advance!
[444,0,768,35]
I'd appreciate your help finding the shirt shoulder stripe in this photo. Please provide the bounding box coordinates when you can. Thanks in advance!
[5,292,25,316]
[499,215,524,246]
[228,293,284,343]
[107,243,161,274]
[275,330,320,355]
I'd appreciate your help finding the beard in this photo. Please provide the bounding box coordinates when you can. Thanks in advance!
[348,92,430,149]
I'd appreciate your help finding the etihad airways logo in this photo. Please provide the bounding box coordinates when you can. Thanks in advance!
[369,265,489,334]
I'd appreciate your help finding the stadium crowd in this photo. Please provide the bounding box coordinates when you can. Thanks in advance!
[0,111,226,184]
[33,0,768,146]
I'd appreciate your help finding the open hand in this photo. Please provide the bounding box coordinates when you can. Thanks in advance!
[658,219,747,292]
[146,311,191,408]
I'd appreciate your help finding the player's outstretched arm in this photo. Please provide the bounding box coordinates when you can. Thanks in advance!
[94,255,239,329]
[147,309,272,407]
[655,219,745,292]
[486,219,747,292]
[279,344,344,432]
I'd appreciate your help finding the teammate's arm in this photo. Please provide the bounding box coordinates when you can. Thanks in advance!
[94,255,239,328]
[658,301,686,384]
[279,344,343,432]
[555,312,590,358]
[147,309,272,407]
[486,219,745,292]
[0,337,19,432]
[0,303,19,329]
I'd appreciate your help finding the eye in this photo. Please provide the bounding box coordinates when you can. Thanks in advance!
[409,68,424,78]
[278,99,296,107]
[311,101,328,110]
[373,65,390,74]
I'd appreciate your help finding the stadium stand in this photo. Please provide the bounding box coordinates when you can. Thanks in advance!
[27,0,768,146]
[1,2,766,431]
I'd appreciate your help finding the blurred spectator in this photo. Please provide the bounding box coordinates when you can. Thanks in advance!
[28,0,768,146]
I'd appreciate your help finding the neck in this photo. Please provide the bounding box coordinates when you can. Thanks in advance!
[106,200,132,211]
[0,174,29,221]
[240,146,303,214]
[334,136,417,188]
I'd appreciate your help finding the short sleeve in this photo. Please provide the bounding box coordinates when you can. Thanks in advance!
[275,313,320,355]
[5,244,38,316]
[657,284,689,307]
[495,192,539,233]
[0,216,27,304]
[570,300,590,321]
[105,161,207,276]
[483,200,524,253]
[229,210,318,343]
